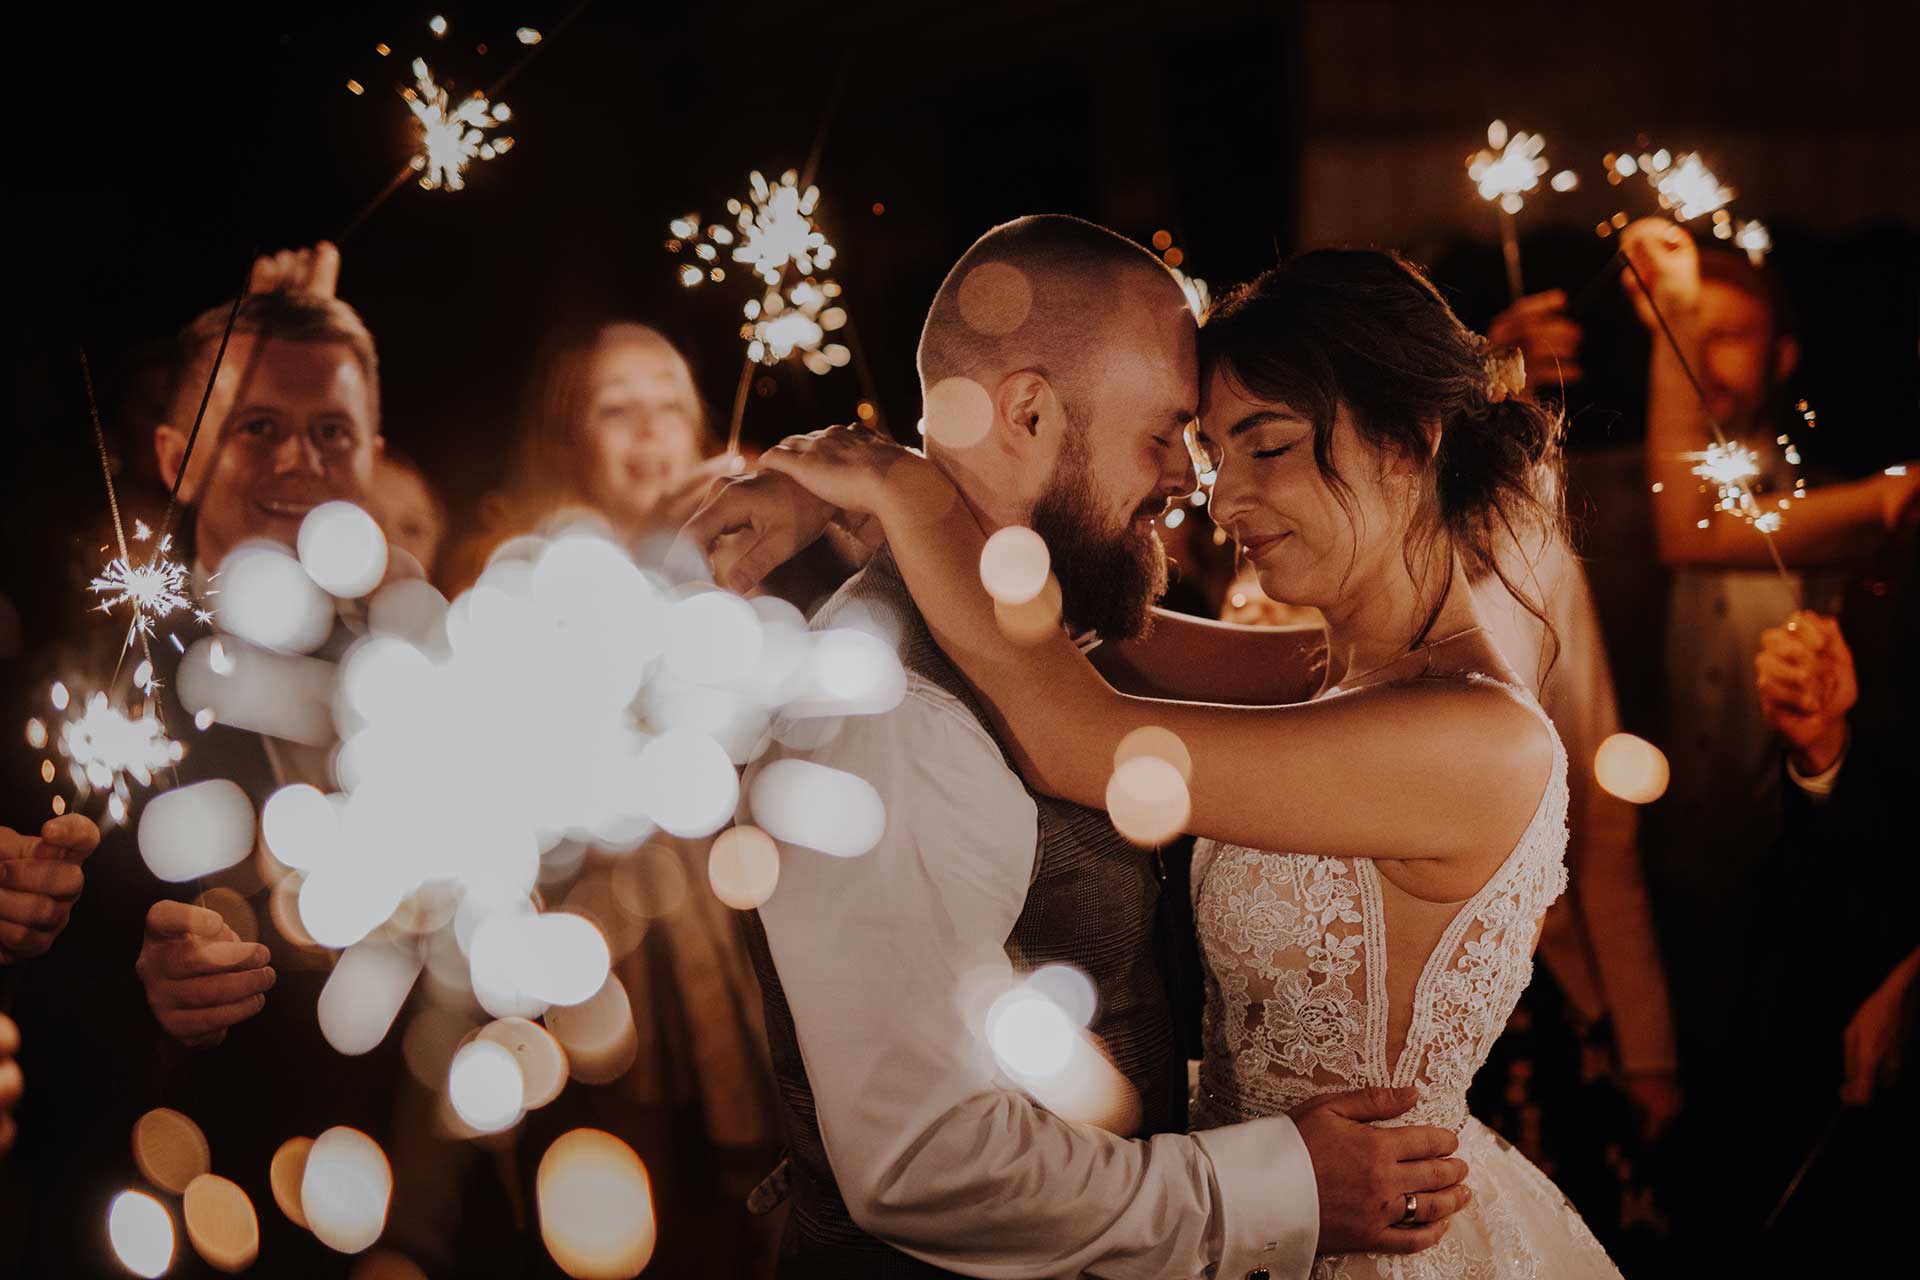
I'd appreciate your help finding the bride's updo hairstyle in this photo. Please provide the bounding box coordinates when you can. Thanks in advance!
[1199,248,1564,649]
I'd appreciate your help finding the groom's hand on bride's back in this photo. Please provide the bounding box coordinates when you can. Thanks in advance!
[1291,1085,1469,1255]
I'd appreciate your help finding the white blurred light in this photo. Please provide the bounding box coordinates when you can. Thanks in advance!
[367,577,450,649]
[708,825,780,909]
[1105,755,1191,846]
[749,758,887,858]
[519,913,613,1007]
[537,1129,656,1280]
[139,779,255,882]
[664,592,763,687]
[177,635,337,746]
[779,629,907,719]
[469,910,552,1020]
[215,542,336,653]
[1594,733,1670,804]
[263,783,339,872]
[1027,964,1098,1028]
[635,730,739,838]
[299,502,390,599]
[449,1039,526,1134]
[108,1190,175,1278]
[979,526,1051,605]
[985,988,1077,1079]
[318,939,423,1055]
[183,1173,260,1273]
[302,1127,392,1254]
[478,1017,570,1109]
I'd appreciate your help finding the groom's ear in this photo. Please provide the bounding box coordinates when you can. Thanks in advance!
[991,370,1052,455]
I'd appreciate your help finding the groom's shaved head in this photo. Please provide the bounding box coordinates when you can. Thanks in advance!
[917,215,1180,401]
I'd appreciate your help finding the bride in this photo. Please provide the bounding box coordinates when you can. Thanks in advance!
[703,248,1621,1278]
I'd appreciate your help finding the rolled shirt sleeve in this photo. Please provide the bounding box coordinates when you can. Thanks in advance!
[754,674,1317,1278]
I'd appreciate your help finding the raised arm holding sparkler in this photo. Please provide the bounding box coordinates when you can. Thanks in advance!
[1621,218,1916,569]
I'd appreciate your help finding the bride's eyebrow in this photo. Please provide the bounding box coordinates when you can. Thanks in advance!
[1225,409,1306,437]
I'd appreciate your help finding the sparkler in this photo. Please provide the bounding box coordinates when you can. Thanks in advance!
[403,58,513,192]
[89,550,192,648]
[51,690,184,825]
[743,279,851,374]
[1467,120,1579,300]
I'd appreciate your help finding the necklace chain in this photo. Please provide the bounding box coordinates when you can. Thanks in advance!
[1328,624,1486,692]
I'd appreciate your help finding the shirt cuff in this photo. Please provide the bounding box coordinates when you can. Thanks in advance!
[1786,738,1847,800]
[1190,1116,1318,1280]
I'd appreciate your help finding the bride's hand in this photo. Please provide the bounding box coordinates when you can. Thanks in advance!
[755,424,926,520]
[680,470,838,594]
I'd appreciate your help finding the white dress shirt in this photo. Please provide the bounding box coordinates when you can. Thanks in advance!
[753,669,1317,1279]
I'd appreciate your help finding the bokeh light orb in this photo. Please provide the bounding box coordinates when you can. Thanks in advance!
[1105,755,1191,846]
[1113,725,1193,785]
[985,988,1077,1080]
[1594,732,1671,805]
[544,975,639,1086]
[635,730,739,838]
[520,913,613,1008]
[215,542,336,654]
[108,1190,175,1279]
[923,376,994,451]
[318,940,423,1056]
[537,1129,656,1279]
[478,1017,570,1110]
[298,501,390,599]
[183,1173,260,1273]
[749,759,887,858]
[979,526,1051,606]
[262,783,339,872]
[269,1136,314,1229]
[707,825,781,910]
[367,577,450,649]
[1027,964,1098,1028]
[664,591,763,688]
[449,1039,526,1134]
[993,574,1064,645]
[131,1107,210,1195]
[139,779,256,882]
[957,262,1033,336]
[301,1126,392,1254]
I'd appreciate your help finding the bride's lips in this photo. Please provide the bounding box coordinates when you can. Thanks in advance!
[1239,532,1291,559]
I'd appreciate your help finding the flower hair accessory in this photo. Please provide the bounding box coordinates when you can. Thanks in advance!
[1477,339,1527,404]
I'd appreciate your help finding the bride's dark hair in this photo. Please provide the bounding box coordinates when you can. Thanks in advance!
[1199,248,1564,657]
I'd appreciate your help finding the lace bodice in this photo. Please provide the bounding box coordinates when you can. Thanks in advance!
[1192,675,1570,1135]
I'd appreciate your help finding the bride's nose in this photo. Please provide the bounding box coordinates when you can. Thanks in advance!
[1207,462,1253,531]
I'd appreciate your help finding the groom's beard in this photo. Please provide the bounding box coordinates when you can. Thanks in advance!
[1029,434,1168,642]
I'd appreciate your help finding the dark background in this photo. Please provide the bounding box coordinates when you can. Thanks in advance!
[7,0,1918,627]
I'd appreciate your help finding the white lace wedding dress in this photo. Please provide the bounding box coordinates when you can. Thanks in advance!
[1191,675,1622,1278]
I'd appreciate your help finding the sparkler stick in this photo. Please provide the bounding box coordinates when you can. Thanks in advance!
[719,54,857,459]
[1619,251,1794,584]
[1467,120,1577,303]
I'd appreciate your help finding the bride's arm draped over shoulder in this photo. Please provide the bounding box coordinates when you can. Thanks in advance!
[1093,610,1327,706]
[761,437,1554,904]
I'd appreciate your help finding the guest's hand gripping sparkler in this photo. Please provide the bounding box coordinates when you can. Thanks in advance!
[135,901,274,1048]
[0,815,100,963]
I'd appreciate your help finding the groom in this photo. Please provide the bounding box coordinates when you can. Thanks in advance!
[691,216,1469,1278]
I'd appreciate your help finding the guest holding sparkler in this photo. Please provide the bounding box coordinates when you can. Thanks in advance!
[1748,507,1919,1268]
[1610,217,1917,1262]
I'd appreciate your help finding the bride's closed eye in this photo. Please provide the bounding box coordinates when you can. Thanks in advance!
[1252,443,1295,460]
